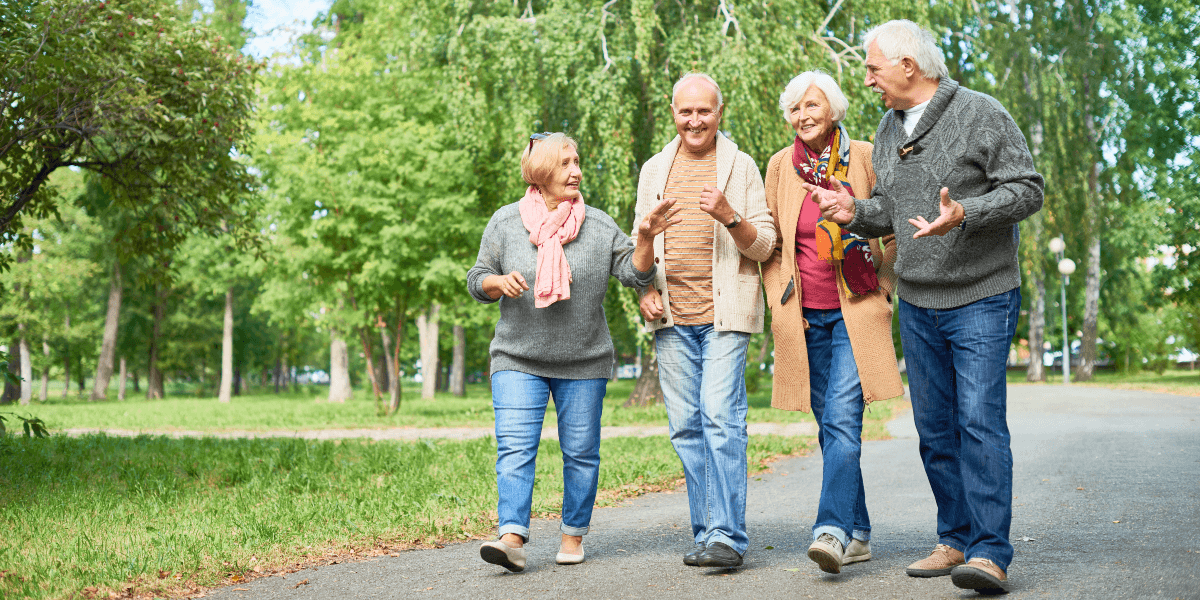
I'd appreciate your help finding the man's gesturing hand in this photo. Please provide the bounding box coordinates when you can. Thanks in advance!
[482,271,529,300]
[639,288,665,321]
[802,179,856,224]
[698,186,737,226]
[908,187,965,238]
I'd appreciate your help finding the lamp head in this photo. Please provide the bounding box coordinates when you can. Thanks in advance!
[1058,258,1077,276]
[1048,237,1066,254]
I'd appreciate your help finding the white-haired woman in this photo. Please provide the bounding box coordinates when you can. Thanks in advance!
[760,72,903,574]
[467,132,678,572]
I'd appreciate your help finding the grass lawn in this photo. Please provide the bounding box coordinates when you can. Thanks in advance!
[23,379,866,432]
[1005,366,1200,395]
[0,433,809,600]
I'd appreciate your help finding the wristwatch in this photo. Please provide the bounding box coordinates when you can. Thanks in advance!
[725,212,742,229]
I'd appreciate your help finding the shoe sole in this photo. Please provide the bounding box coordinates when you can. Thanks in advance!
[480,545,524,572]
[842,552,872,565]
[906,565,958,577]
[807,547,842,574]
[696,556,743,568]
[951,566,1009,594]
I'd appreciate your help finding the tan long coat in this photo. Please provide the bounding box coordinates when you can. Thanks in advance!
[761,140,904,412]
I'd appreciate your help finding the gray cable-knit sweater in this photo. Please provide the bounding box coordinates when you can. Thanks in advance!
[467,203,656,380]
[848,78,1044,309]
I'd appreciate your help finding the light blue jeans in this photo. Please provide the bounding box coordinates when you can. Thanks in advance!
[804,307,870,548]
[899,289,1021,570]
[655,324,751,555]
[491,370,607,541]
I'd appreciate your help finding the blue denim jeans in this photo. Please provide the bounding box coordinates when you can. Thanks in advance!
[803,307,870,548]
[655,324,751,555]
[899,289,1021,570]
[491,370,607,541]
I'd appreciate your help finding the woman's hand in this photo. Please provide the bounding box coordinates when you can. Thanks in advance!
[482,272,529,300]
[638,196,681,241]
[633,195,680,273]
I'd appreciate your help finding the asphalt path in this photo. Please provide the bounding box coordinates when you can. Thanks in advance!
[202,384,1200,600]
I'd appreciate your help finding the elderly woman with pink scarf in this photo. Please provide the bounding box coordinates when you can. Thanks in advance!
[467,132,678,572]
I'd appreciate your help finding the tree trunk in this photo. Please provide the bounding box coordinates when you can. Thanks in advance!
[219,288,234,403]
[132,368,140,393]
[147,287,165,399]
[1,338,19,404]
[90,261,123,401]
[62,307,71,399]
[75,354,85,394]
[1026,273,1047,382]
[450,324,466,396]
[273,356,282,393]
[117,356,127,401]
[234,365,242,396]
[625,345,662,407]
[357,327,382,400]
[40,335,50,402]
[387,295,407,413]
[328,331,352,403]
[417,303,440,400]
[1078,231,1101,381]
[18,326,31,405]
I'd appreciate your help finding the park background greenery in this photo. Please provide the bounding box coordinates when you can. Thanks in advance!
[2,0,1199,598]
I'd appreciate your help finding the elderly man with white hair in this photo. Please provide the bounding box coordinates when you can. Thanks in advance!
[632,72,776,568]
[805,20,1044,593]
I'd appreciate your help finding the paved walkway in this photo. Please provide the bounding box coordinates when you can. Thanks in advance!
[65,422,818,441]
[200,385,1199,600]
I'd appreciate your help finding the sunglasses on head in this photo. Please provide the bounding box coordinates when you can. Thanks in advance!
[528,132,551,153]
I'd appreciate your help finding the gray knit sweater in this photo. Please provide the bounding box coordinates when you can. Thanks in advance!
[467,203,656,380]
[848,78,1044,309]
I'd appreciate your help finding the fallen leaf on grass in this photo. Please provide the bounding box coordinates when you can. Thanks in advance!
[293,579,309,588]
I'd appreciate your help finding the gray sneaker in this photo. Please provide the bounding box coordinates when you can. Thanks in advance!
[807,533,844,574]
[843,538,872,565]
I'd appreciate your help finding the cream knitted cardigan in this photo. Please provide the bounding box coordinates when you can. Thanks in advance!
[632,133,777,334]
[762,139,905,412]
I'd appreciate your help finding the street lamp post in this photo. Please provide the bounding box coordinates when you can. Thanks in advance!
[1049,237,1076,384]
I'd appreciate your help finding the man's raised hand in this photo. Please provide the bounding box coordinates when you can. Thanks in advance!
[803,179,856,224]
[908,187,964,238]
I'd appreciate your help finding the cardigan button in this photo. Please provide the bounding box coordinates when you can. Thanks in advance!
[654,257,660,264]
[661,318,667,324]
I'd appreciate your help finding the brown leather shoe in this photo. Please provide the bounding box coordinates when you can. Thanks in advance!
[905,543,965,577]
[951,558,1010,594]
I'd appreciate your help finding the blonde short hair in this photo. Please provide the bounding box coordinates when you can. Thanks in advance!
[778,70,849,124]
[521,132,578,188]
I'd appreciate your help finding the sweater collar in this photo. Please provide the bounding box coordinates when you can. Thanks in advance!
[658,131,737,191]
[896,77,959,144]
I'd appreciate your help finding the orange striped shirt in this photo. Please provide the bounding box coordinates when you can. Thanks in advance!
[662,147,717,325]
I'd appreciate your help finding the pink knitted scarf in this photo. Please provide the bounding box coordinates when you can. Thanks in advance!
[518,185,586,308]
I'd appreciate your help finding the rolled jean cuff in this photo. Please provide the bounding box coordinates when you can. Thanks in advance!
[939,537,966,553]
[498,524,530,542]
[852,529,871,542]
[707,532,746,556]
[969,552,1010,572]
[813,525,849,547]
[560,523,589,537]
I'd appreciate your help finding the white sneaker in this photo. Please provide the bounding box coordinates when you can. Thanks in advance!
[480,540,526,572]
[843,538,872,564]
[807,533,844,574]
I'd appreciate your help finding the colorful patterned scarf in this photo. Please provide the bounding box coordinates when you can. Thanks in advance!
[792,123,879,298]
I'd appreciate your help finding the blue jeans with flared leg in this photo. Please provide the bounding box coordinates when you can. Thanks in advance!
[655,324,751,555]
[491,370,607,541]
[803,307,871,548]
[899,288,1021,570]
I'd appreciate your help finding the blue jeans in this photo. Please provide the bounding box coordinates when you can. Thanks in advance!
[655,324,751,555]
[899,289,1021,570]
[491,370,607,541]
[804,308,870,548]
